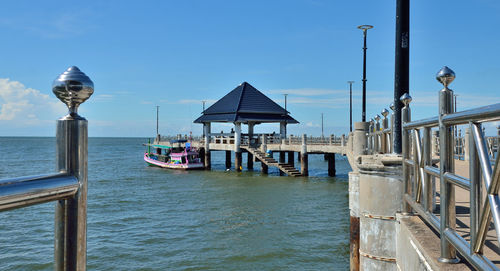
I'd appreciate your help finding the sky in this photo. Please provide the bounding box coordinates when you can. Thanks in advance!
[0,0,499,137]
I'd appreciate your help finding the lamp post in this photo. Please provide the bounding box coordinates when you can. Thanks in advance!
[156,105,159,136]
[321,113,324,138]
[358,24,373,122]
[202,100,206,112]
[283,94,288,135]
[347,81,354,132]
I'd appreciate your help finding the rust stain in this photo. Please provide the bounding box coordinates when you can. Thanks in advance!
[350,216,360,271]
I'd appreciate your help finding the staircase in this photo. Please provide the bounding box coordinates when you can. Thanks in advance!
[244,147,302,177]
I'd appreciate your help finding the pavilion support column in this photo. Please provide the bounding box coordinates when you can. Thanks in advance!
[327,153,336,177]
[225,150,231,169]
[301,134,308,176]
[287,151,294,167]
[280,122,286,139]
[203,123,211,170]
[247,152,254,170]
[234,122,242,171]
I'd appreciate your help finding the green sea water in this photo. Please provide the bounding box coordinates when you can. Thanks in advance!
[0,137,350,270]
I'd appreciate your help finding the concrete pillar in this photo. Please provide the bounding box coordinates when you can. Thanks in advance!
[261,134,267,153]
[341,134,346,147]
[287,151,294,167]
[280,122,286,139]
[248,122,255,146]
[225,150,231,169]
[234,122,242,171]
[261,163,268,174]
[203,123,211,169]
[327,153,336,176]
[301,134,308,176]
[358,155,402,270]
[349,122,369,271]
[353,122,369,159]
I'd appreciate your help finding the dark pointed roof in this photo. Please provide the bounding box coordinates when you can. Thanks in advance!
[194,82,299,124]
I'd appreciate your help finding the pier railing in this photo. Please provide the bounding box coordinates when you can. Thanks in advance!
[192,133,346,147]
[0,66,92,270]
[400,67,500,270]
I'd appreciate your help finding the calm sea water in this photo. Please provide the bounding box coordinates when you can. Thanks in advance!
[0,137,350,270]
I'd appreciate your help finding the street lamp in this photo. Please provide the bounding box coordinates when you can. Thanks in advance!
[283,94,288,135]
[156,105,159,136]
[347,81,355,132]
[358,24,373,122]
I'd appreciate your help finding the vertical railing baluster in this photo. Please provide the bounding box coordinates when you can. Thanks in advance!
[422,127,432,212]
[469,122,481,254]
[401,93,412,214]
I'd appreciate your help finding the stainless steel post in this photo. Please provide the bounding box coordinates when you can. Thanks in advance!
[469,122,481,254]
[436,66,459,263]
[390,103,395,153]
[374,115,381,153]
[52,66,93,271]
[381,109,389,153]
[423,127,432,211]
[401,93,412,214]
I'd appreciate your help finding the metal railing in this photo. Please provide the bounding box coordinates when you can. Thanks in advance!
[182,133,346,147]
[401,67,500,270]
[0,66,93,271]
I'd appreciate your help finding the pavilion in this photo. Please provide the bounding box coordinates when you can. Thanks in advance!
[194,81,298,171]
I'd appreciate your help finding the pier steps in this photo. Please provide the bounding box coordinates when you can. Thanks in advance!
[244,147,302,177]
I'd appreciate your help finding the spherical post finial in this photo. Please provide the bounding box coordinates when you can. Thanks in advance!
[374,114,381,121]
[400,93,412,106]
[389,102,395,111]
[381,108,389,117]
[436,66,455,87]
[53,66,94,118]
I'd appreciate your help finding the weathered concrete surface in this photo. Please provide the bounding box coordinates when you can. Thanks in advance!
[358,154,402,271]
[397,214,471,271]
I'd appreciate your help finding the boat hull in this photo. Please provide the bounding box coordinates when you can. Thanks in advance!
[144,153,204,170]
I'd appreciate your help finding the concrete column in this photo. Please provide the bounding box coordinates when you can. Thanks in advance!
[261,162,268,174]
[234,122,242,171]
[203,123,211,169]
[248,122,255,146]
[353,122,369,162]
[327,153,336,177]
[261,134,267,153]
[358,156,402,270]
[247,152,254,170]
[280,121,286,139]
[341,134,346,147]
[287,151,294,167]
[225,150,231,169]
[349,122,369,271]
[301,134,308,176]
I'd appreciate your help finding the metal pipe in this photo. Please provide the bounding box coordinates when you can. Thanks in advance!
[423,127,432,211]
[53,66,92,271]
[403,116,439,129]
[443,228,498,271]
[393,0,410,154]
[442,103,500,126]
[0,173,78,211]
[424,166,440,178]
[401,94,412,214]
[437,67,458,263]
[443,172,470,191]
[469,122,481,255]
[358,25,373,122]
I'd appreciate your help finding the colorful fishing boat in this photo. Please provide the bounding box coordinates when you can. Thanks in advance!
[144,139,204,170]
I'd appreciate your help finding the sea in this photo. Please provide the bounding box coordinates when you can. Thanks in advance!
[0,137,351,270]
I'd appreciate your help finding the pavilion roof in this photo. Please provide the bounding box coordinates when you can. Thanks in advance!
[194,82,299,124]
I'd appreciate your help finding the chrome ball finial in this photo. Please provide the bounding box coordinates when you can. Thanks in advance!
[436,66,455,87]
[374,114,381,121]
[381,108,389,117]
[400,93,412,106]
[52,66,94,117]
[389,102,395,111]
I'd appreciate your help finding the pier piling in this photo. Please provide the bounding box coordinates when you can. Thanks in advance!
[301,134,308,176]
[225,151,231,169]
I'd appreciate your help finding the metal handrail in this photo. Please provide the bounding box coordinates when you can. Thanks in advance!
[0,66,92,270]
[400,67,500,270]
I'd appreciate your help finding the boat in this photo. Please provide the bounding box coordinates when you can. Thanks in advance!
[144,139,204,170]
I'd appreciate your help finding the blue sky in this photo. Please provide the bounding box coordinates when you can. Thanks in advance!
[0,0,499,137]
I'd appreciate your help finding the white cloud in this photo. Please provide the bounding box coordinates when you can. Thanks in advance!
[267,88,345,96]
[0,78,65,122]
